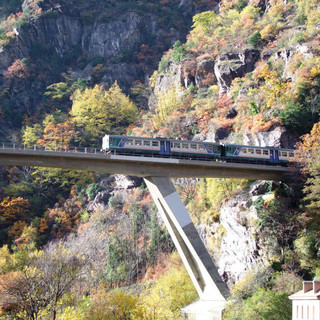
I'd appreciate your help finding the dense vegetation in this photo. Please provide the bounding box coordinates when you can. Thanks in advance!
[1,0,320,319]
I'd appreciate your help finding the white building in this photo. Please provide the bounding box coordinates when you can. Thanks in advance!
[289,280,320,320]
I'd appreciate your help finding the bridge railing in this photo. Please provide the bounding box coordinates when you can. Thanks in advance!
[0,142,102,154]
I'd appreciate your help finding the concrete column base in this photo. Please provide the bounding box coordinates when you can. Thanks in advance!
[181,299,226,320]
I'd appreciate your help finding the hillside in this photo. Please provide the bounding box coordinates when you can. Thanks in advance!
[1,0,320,319]
[0,0,215,135]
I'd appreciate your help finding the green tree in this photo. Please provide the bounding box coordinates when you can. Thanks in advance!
[279,100,315,134]
[172,40,186,62]
[248,31,262,48]
[223,288,291,320]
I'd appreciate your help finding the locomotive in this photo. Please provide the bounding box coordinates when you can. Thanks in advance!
[102,134,295,165]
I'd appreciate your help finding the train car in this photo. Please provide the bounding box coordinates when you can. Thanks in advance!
[102,134,294,165]
[224,144,295,164]
[102,134,222,159]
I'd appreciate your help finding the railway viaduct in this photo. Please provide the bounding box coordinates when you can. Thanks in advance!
[0,147,293,320]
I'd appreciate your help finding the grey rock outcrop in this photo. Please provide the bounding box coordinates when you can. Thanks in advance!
[206,124,297,148]
[215,181,270,285]
[214,50,260,94]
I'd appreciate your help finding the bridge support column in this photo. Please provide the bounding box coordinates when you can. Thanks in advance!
[144,176,229,320]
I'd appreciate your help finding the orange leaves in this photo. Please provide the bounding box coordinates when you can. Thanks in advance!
[4,59,30,81]
[0,271,24,313]
[37,119,78,149]
[295,122,320,169]
[0,197,30,224]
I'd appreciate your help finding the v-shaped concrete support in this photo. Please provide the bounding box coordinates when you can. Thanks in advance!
[144,176,229,317]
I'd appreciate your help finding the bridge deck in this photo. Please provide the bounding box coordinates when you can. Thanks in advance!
[0,148,294,180]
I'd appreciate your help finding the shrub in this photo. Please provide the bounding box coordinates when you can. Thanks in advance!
[159,58,170,73]
[172,40,186,62]
[248,31,262,48]
[86,183,103,201]
[279,100,314,134]
[223,288,291,320]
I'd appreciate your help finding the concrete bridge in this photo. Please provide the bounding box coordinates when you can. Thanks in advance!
[0,146,294,319]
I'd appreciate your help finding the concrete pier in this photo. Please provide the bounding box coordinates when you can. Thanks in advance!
[144,176,229,319]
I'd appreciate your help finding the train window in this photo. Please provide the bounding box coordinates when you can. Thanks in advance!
[190,144,197,149]
[127,139,133,145]
[263,150,269,155]
[289,152,294,157]
[152,141,158,147]
[248,149,254,154]
[143,140,151,146]
[199,144,205,150]
[242,148,247,154]
[207,145,213,152]
[282,151,288,157]
[173,143,181,148]
[182,143,189,149]
[135,140,142,146]
[255,149,262,155]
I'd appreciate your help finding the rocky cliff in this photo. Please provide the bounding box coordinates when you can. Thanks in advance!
[0,0,216,131]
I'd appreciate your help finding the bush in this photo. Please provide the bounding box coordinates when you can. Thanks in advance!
[279,100,314,134]
[159,58,170,73]
[86,183,103,200]
[236,0,247,12]
[223,288,291,320]
[172,40,186,62]
[248,31,262,48]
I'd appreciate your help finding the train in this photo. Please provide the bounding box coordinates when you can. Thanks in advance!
[102,134,295,165]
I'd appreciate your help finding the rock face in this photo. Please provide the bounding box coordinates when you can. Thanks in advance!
[215,182,270,285]
[214,50,260,94]
[0,0,215,127]
[153,49,260,99]
[206,124,297,148]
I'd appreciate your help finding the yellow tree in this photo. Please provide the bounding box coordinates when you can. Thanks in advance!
[71,82,138,145]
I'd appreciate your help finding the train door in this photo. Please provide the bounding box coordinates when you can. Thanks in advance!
[270,149,279,162]
[160,140,171,155]
[160,141,165,154]
[270,149,274,162]
[166,141,171,155]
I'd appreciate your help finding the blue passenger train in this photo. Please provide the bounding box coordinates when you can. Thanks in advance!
[102,134,295,165]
